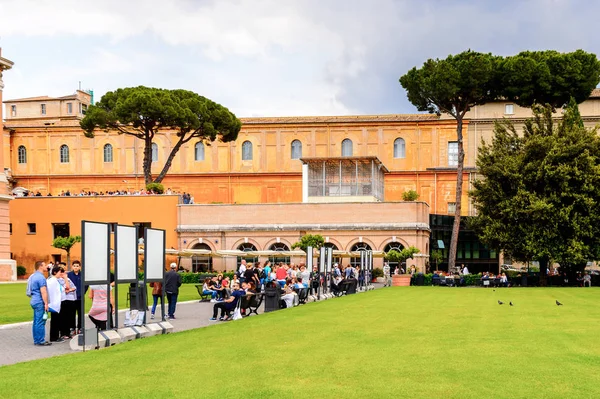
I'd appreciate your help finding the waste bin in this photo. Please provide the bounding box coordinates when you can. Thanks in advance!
[264,285,281,313]
[129,280,148,311]
[521,275,528,287]
[416,273,424,286]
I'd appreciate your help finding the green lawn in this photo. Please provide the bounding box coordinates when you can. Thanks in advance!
[1,287,600,398]
[0,283,201,325]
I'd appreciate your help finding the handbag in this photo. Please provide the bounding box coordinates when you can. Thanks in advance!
[232,302,243,320]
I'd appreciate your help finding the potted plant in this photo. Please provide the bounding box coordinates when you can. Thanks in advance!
[386,247,420,286]
[372,267,384,283]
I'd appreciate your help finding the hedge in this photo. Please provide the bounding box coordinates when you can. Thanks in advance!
[136,271,235,284]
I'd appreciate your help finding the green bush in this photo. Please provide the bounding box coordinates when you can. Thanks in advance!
[423,274,432,286]
[137,271,235,283]
[146,182,165,194]
[402,189,419,201]
[17,266,27,276]
[372,268,384,278]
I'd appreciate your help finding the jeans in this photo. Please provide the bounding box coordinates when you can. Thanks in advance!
[167,293,178,317]
[31,302,46,344]
[151,294,163,314]
[203,289,217,299]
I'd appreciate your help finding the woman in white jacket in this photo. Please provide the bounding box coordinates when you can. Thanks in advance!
[47,265,66,343]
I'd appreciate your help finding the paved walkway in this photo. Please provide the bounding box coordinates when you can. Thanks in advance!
[0,285,382,367]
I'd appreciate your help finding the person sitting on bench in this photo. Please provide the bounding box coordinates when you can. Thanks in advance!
[210,283,245,321]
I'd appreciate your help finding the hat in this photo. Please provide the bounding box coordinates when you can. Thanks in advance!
[334,263,339,267]
[170,263,177,269]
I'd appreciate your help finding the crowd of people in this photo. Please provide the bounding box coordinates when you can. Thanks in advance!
[14,188,194,203]
[202,259,373,322]
[26,260,83,346]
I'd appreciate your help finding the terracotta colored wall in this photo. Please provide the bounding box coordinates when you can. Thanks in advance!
[9,195,179,272]
[178,201,430,272]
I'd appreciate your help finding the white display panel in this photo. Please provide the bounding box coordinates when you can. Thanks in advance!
[116,225,138,281]
[83,221,109,283]
[145,228,165,280]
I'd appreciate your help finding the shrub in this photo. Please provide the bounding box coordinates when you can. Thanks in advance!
[402,189,419,201]
[146,182,165,194]
[17,265,27,276]
[372,268,384,278]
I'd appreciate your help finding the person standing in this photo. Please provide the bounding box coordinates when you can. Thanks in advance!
[149,281,163,319]
[383,262,391,287]
[88,283,114,331]
[47,265,65,343]
[26,261,50,346]
[164,263,182,319]
[67,260,82,333]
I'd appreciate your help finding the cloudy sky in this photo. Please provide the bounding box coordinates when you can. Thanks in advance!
[0,0,597,117]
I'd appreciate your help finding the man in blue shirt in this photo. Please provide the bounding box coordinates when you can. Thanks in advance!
[210,283,245,321]
[27,261,50,346]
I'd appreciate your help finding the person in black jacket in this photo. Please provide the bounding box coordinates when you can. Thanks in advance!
[164,263,182,319]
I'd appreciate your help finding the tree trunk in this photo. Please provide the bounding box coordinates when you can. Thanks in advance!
[448,117,465,273]
[142,135,153,185]
[154,139,185,183]
[66,251,71,271]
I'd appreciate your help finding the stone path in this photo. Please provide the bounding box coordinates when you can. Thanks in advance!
[0,285,382,367]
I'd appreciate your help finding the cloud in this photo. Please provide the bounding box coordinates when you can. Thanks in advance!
[2,0,600,116]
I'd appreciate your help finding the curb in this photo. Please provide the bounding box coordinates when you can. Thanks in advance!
[0,299,201,330]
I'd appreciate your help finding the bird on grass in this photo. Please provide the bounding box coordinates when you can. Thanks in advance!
[556,300,563,306]
[498,300,504,305]
[510,302,514,306]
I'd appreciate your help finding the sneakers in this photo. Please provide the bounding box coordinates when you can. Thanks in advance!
[169,315,176,320]
[35,341,52,346]
[210,299,217,303]
[51,338,65,343]
[209,317,217,321]
[150,313,155,320]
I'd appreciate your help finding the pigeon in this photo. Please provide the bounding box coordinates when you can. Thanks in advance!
[498,300,504,305]
[510,302,514,306]
[556,300,563,306]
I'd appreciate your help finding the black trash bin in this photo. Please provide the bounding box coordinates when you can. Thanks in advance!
[264,285,281,313]
[416,273,424,286]
[346,280,357,295]
[521,275,528,287]
[129,280,148,311]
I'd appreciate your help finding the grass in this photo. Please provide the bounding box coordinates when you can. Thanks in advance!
[1,287,600,398]
[0,283,201,325]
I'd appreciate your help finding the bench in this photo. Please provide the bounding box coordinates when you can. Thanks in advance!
[195,285,212,302]
[239,293,263,316]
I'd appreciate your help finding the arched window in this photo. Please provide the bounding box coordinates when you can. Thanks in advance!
[242,141,253,161]
[17,145,27,164]
[191,243,212,272]
[350,242,372,267]
[103,143,113,163]
[60,144,69,163]
[291,140,302,160]
[268,242,291,264]
[194,142,205,161]
[394,138,406,159]
[341,139,353,157]
[151,143,158,162]
[237,242,257,268]
[324,242,341,266]
[384,241,405,274]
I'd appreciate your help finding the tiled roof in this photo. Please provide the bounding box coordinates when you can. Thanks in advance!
[239,114,439,125]
[4,96,53,102]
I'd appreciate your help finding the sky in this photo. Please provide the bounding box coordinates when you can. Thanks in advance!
[0,0,598,117]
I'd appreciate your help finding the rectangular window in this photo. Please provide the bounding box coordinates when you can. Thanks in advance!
[10,105,16,117]
[41,104,46,115]
[52,223,70,239]
[82,104,88,115]
[67,103,73,114]
[447,202,456,215]
[27,223,37,234]
[9,223,12,235]
[505,104,514,115]
[448,141,458,167]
